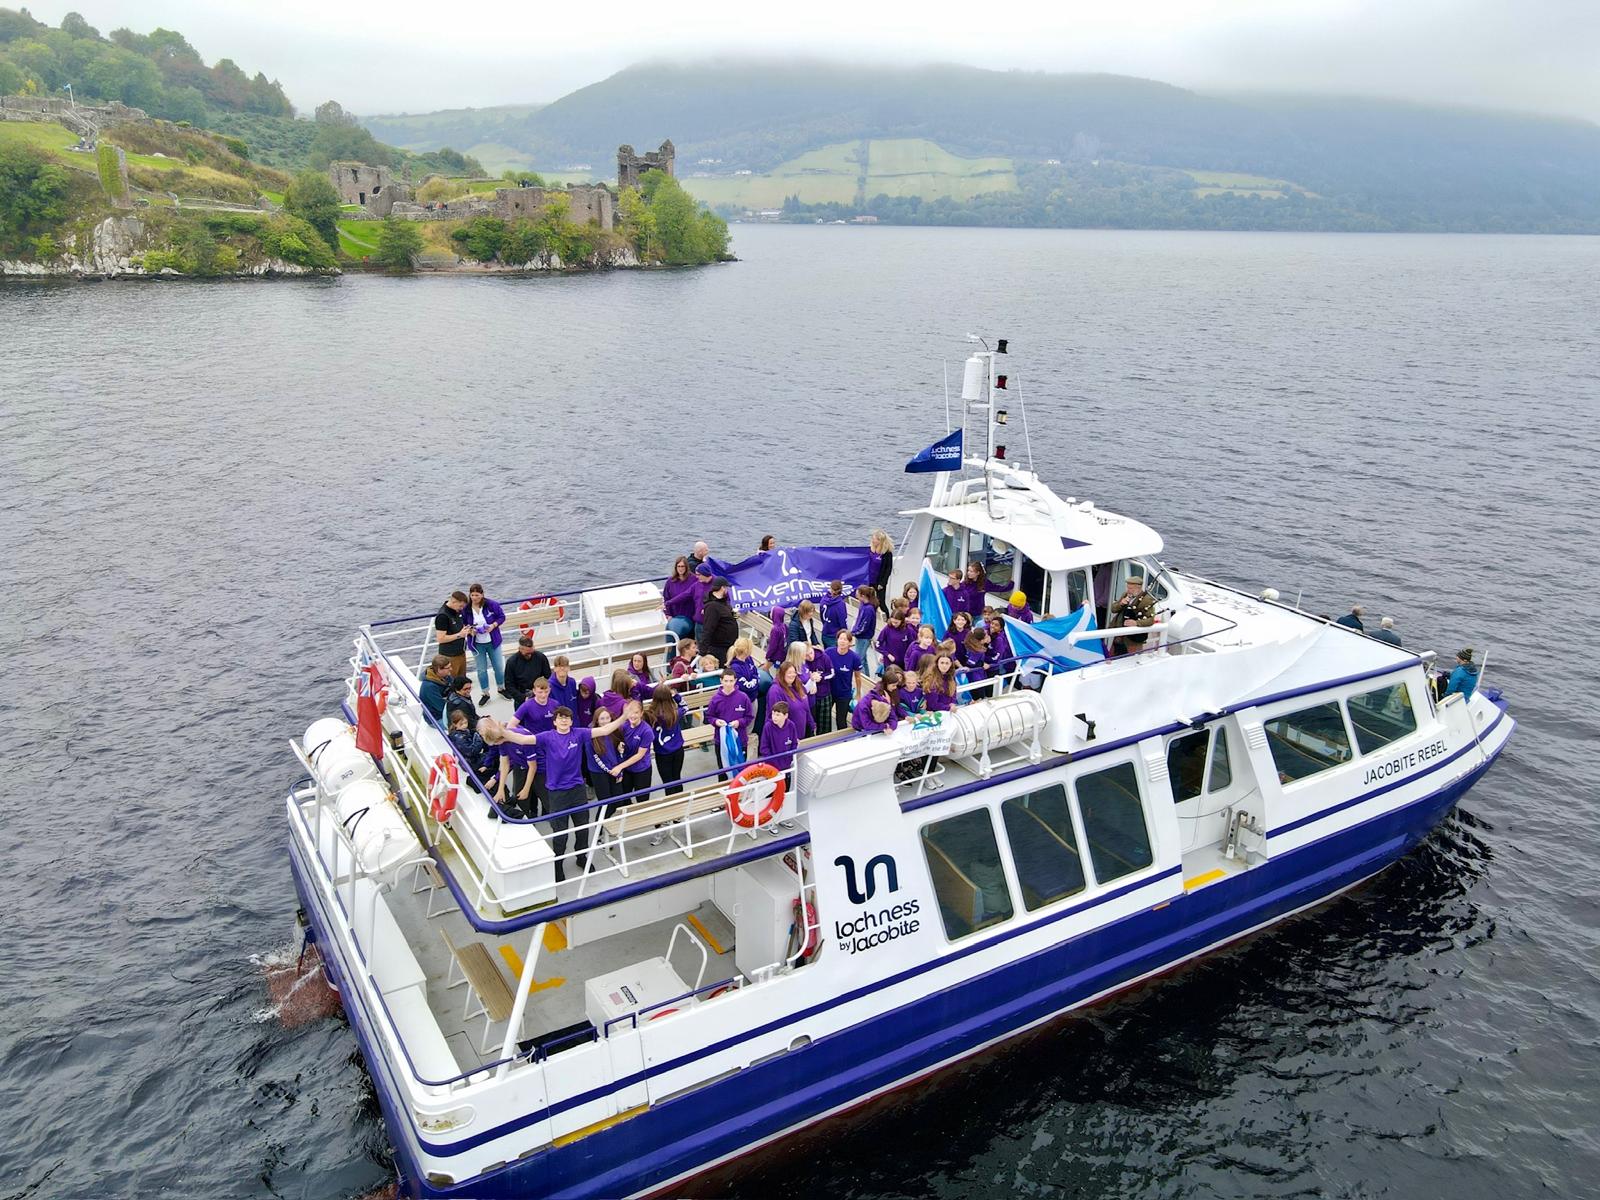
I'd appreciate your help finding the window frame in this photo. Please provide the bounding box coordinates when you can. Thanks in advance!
[1070,758,1157,886]
[999,782,1089,912]
[1262,697,1357,786]
[918,804,1017,943]
[1344,682,1419,757]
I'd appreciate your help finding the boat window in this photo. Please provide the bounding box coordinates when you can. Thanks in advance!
[1347,683,1417,755]
[970,533,1016,591]
[1000,785,1086,910]
[1065,569,1089,615]
[1264,702,1353,783]
[920,808,1014,940]
[1209,727,1233,791]
[1073,762,1154,884]
[1166,731,1209,802]
[927,521,963,577]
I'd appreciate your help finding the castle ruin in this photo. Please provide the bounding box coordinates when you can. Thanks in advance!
[617,140,675,190]
[328,161,412,217]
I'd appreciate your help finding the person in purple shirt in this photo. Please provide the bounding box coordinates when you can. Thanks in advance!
[961,628,997,699]
[662,556,698,643]
[763,607,787,673]
[948,610,974,648]
[600,668,636,718]
[961,562,989,617]
[759,700,802,777]
[513,678,559,734]
[646,686,687,798]
[851,585,880,672]
[692,563,716,643]
[487,718,541,818]
[464,583,509,705]
[905,624,938,674]
[729,637,763,726]
[574,676,599,727]
[920,652,961,712]
[875,601,917,670]
[942,569,964,620]
[766,661,814,739]
[616,699,654,803]
[590,720,628,803]
[985,614,1012,671]
[850,689,900,733]
[820,581,850,643]
[547,655,578,713]
[825,630,864,732]
[705,669,755,768]
[1004,591,1035,624]
[522,707,624,878]
[626,651,655,697]
[804,642,835,732]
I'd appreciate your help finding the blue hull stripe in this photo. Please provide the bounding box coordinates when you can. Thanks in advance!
[293,718,1509,1197]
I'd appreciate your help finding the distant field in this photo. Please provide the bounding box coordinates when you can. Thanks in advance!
[336,219,384,257]
[0,120,77,157]
[1181,168,1303,199]
[681,138,1017,208]
[467,142,539,174]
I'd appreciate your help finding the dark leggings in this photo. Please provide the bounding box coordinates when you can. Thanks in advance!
[622,767,652,803]
[813,693,832,734]
[657,747,685,796]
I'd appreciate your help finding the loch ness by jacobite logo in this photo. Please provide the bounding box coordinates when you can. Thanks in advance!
[835,853,900,905]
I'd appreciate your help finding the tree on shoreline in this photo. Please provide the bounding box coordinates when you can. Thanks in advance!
[375,216,423,271]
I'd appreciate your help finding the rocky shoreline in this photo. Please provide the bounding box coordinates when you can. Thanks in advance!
[0,215,336,279]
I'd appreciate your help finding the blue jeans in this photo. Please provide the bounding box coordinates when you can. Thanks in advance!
[473,642,505,692]
[667,616,694,646]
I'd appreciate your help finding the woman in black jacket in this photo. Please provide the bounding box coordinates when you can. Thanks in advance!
[869,529,895,599]
[699,577,741,668]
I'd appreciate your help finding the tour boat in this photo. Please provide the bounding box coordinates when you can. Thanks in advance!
[284,341,1514,1198]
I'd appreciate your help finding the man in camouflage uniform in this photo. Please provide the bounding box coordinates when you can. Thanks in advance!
[1110,575,1157,656]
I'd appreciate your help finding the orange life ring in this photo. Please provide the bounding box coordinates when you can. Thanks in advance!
[428,754,460,822]
[648,1007,679,1021]
[727,763,786,828]
[517,597,568,635]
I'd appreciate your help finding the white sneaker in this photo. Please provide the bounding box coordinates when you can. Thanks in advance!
[648,833,665,847]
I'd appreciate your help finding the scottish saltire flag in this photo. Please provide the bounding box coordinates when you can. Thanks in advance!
[918,557,951,639]
[1002,604,1104,672]
[905,430,963,474]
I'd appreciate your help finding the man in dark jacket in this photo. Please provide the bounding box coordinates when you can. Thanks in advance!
[419,655,452,721]
[1372,616,1403,647]
[504,635,552,707]
[700,577,740,668]
[1334,605,1366,631]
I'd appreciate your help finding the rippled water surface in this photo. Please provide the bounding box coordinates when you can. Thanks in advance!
[3,226,1598,1200]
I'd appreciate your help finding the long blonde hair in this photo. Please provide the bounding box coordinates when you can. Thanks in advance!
[730,636,754,661]
[783,642,810,676]
[869,529,893,555]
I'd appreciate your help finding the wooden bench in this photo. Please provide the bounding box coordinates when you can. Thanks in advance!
[440,926,516,1053]
[605,596,662,619]
[596,782,731,875]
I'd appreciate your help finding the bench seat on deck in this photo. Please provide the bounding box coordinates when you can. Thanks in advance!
[596,781,731,875]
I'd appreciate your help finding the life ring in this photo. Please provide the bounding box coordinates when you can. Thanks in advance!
[791,897,819,960]
[517,597,568,635]
[428,754,460,822]
[648,1007,679,1022]
[727,763,786,828]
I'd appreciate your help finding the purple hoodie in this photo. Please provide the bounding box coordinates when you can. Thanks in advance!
[575,677,598,727]
[764,607,787,666]
[729,655,762,703]
[599,689,629,719]
[850,691,900,733]
[923,679,958,712]
[693,573,715,622]
[959,580,988,618]
[876,618,917,668]
[905,639,937,674]
[1004,602,1034,625]
[851,599,878,643]
[705,688,754,747]
[662,575,698,620]
[766,682,814,738]
[758,716,802,774]
[820,594,850,640]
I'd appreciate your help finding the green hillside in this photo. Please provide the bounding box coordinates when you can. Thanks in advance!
[366,59,1600,232]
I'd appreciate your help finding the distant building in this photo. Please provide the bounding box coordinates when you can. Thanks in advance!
[617,140,675,190]
[851,214,878,224]
[328,161,412,216]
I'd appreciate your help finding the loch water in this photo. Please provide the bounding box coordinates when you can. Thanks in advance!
[2,225,1598,1200]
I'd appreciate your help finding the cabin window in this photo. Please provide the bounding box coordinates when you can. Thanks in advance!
[920,808,1013,940]
[1000,785,1086,910]
[1065,569,1089,615]
[1209,727,1233,791]
[969,533,1016,591]
[927,521,963,577]
[1347,683,1417,755]
[1165,731,1209,802]
[1074,762,1154,883]
[1264,702,1353,783]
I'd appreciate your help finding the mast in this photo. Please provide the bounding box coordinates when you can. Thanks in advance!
[959,336,1012,519]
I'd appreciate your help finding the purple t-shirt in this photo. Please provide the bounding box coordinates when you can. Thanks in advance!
[766,682,815,738]
[924,681,958,712]
[547,673,579,713]
[825,646,862,699]
[497,722,538,769]
[905,641,937,674]
[706,689,753,744]
[534,728,587,791]
[622,719,654,771]
[514,694,559,734]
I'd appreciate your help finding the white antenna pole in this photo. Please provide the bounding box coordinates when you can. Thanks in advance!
[1015,374,1035,472]
[983,350,997,519]
[942,360,951,434]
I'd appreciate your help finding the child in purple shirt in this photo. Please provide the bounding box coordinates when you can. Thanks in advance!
[825,631,864,733]
[1004,591,1034,624]
[851,585,879,670]
[758,700,802,775]
[905,624,938,674]
[705,669,755,764]
[875,603,916,669]
[820,582,850,643]
[513,679,559,734]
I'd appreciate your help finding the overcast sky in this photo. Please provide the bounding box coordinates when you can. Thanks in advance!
[24,0,1600,121]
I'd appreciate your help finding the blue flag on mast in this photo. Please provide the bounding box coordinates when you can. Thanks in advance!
[904,430,963,474]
